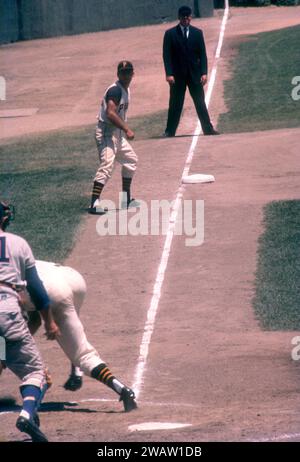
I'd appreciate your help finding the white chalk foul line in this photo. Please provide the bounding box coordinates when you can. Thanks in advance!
[131,1,229,401]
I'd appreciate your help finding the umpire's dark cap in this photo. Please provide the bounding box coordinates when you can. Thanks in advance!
[178,5,192,17]
[117,61,134,73]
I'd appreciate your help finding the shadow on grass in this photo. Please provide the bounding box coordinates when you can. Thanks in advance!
[253,200,300,330]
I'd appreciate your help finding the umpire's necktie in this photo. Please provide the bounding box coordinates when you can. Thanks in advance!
[183,27,188,40]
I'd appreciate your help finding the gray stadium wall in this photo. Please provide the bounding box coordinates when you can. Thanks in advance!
[197,0,215,16]
[0,0,19,43]
[0,0,214,45]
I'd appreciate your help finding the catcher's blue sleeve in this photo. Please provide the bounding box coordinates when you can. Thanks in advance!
[25,266,50,311]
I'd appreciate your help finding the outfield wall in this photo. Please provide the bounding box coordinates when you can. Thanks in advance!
[0,0,19,43]
[0,0,214,44]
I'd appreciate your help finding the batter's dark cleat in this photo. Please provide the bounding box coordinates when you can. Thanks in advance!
[16,416,48,442]
[63,374,83,392]
[119,387,137,412]
[203,129,220,136]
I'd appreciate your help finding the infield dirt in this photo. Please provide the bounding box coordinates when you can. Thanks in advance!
[1,6,300,442]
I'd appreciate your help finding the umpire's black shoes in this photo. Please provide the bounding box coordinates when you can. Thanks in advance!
[163,131,175,138]
[63,374,83,392]
[16,415,48,442]
[203,128,220,136]
[119,387,137,412]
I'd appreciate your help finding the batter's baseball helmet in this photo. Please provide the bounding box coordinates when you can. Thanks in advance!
[0,201,15,230]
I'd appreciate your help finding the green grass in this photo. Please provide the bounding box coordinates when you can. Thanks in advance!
[0,126,95,262]
[253,200,300,330]
[0,110,166,262]
[218,25,300,133]
[132,110,167,139]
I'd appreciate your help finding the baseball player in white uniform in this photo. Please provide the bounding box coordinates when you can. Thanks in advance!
[89,60,139,214]
[23,260,137,412]
[0,202,60,442]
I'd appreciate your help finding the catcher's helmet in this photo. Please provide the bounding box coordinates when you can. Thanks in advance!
[0,201,15,230]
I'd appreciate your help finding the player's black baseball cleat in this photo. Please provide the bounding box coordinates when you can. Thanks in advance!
[63,374,83,391]
[119,387,137,412]
[16,415,48,442]
[88,206,107,215]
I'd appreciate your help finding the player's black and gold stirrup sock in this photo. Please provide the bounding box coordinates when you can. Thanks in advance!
[122,177,132,204]
[91,363,124,395]
[91,181,104,207]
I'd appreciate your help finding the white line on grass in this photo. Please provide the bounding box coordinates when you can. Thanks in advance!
[131,1,230,400]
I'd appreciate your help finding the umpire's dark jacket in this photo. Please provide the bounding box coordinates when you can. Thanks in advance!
[163,24,208,84]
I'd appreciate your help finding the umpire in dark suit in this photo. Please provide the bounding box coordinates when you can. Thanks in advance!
[163,5,219,137]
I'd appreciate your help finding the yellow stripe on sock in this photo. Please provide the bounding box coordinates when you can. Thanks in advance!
[102,371,113,383]
[97,368,109,381]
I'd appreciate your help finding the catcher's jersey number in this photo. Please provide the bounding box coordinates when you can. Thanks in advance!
[0,236,9,262]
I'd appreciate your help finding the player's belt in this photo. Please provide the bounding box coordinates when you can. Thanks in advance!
[0,281,25,293]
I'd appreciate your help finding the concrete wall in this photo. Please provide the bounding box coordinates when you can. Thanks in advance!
[198,0,214,16]
[0,0,19,43]
[0,0,214,45]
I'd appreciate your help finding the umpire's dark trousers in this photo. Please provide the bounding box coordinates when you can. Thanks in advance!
[166,77,213,135]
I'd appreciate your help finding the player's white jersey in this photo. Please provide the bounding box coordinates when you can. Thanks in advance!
[0,230,35,294]
[98,80,130,126]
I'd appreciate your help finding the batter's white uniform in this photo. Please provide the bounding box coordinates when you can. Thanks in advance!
[24,261,104,376]
[94,80,138,185]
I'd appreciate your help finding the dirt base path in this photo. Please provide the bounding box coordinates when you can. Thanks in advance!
[1,6,300,442]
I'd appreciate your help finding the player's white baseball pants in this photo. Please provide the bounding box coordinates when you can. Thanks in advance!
[27,263,104,376]
[94,122,137,185]
[51,297,103,376]
[0,295,45,389]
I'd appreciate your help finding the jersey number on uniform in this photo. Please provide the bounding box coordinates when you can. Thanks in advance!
[0,236,9,262]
